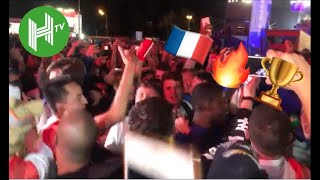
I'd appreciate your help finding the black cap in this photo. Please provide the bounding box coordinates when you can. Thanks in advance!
[206,142,269,179]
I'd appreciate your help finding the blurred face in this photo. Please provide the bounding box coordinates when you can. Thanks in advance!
[190,76,205,93]
[182,71,194,94]
[89,90,102,105]
[106,59,111,69]
[163,79,183,107]
[9,73,20,82]
[27,55,39,69]
[142,73,155,82]
[156,69,165,80]
[79,47,87,55]
[135,86,160,104]
[62,82,88,111]
[95,57,106,67]
[207,97,229,124]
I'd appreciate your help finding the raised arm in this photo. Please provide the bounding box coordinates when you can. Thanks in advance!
[265,50,311,139]
[227,77,261,142]
[67,40,82,57]
[94,46,138,129]
[110,39,121,68]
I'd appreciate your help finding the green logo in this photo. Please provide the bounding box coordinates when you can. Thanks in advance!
[19,6,70,57]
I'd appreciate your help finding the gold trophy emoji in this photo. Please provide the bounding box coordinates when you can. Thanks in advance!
[255,57,303,111]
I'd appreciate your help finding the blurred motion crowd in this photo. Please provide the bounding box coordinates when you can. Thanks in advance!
[9,23,311,179]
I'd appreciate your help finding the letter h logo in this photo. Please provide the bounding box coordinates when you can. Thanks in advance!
[28,13,54,51]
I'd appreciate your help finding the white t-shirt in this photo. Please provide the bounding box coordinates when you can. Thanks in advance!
[259,157,296,179]
[104,117,129,154]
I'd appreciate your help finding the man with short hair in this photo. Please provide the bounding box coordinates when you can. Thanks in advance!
[190,71,217,93]
[141,69,156,83]
[204,77,310,179]
[175,83,230,157]
[181,69,194,102]
[37,58,87,131]
[45,58,86,87]
[41,75,88,157]
[155,62,170,80]
[55,109,123,178]
[162,72,193,121]
[248,105,309,178]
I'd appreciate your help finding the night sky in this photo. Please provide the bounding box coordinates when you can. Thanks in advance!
[9,0,226,39]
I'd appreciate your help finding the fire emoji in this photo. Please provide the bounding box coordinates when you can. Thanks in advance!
[212,42,249,88]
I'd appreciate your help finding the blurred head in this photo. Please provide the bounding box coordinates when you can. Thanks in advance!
[181,69,194,94]
[44,75,88,117]
[141,69,156,83]
[249,104,293,158]
[156,62,170,80]
[74,45,87,56]
[192,83,228,125]
[162,72,183,108]
[135,78,163,104]
[128,97,174,140]
[89,83,105,106]
[56,109,97,165]
[94,56,107,68]
[26,54,40,70]
[46,58,86,87]
[9,67,20,82]
[190,71,216,93]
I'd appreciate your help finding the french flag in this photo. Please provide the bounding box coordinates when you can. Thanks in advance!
[165,25,213,65]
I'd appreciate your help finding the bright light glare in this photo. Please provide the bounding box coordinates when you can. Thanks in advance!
[242,0,252,4]
[64,9,75,13]
[98,9,105,16]
[290,0,310,7]
[186,15,192,20]
[80,33,85,40]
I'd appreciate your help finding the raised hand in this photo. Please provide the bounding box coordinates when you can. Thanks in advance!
[242,76,261,98]
[175,117,190,134]
[85,44,99,58]
[112,39,121,51]
[118,46,138,66]
[265,49,310,92]
[265,49,310,139]
[72,40,83,47]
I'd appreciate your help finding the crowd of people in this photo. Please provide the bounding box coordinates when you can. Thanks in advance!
[9,23,311,179]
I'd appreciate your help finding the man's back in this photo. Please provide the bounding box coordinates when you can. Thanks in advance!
[57,150,124,179]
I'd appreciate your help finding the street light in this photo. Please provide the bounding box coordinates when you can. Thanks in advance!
[78,0,82,39]
[98,9,105,16]
[186,15,192,30]
[98,9,108,36]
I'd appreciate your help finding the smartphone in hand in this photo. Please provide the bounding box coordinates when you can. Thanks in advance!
[246,56,267,78]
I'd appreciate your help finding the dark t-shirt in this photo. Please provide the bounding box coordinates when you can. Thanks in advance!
[57,144,124,179]
[202,109,269,178]
[206,141,269,179]
[175,123,227,154]
[20,69,38,92]
[87,97,112,117]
